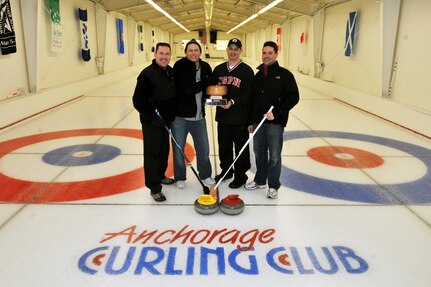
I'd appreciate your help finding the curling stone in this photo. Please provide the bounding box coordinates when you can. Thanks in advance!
[194,194,219,215]
[219,194,245,215]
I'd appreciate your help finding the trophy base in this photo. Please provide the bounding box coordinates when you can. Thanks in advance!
[205,98,227,106]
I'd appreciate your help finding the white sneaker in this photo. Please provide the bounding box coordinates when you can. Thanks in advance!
[267,188,278,199]
[244,181,266,190]
[202,177,216,185]
[176,181,185,189]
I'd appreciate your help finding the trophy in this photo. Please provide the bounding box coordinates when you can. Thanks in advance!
[206,85,227,106]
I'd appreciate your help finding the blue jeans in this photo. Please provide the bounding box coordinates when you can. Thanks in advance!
[171,117,212,181]
[253,123,283,189]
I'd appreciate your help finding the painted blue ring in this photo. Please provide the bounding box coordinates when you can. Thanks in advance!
[279,131,431,204]
[42,144,121,167]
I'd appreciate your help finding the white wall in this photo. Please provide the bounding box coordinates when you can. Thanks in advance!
[288,16,314,75]
[0,0,172,128]
[244,22,294,68]
[2,0,430,130]
[172,31,242,60]
[296,0,431,113]
[245,33,256,61]
[239,0,430,135]
[391,0,431,112]
[0,0,171,99]
[243,0,382,98]
[35,0,99,90]
[0,0,29,99]
[103,11,130,74]
[319,0,381,97]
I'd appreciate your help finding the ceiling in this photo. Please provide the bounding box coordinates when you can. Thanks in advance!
[93,0,349,35]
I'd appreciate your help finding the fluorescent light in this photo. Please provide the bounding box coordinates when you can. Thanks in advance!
[258,0,284,14]
[227,14,258,34]
[227,0,284,34]
[145,0,190,33]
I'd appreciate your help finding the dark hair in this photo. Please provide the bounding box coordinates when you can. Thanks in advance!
[263,41,278,53]
[184,39,202,53]
[155,42,171,52]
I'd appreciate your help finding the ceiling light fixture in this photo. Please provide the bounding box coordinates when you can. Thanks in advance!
[227,0,284,34]
[145,0,190,33]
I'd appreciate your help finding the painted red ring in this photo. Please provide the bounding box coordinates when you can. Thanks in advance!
[0,129,188,203]
[307,146,384,168]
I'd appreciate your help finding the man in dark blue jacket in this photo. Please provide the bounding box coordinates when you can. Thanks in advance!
[133,42,176,202]
[171,39,215,189]
[245,41,299,199]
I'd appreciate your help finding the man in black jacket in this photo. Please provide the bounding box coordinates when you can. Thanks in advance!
[171,39,215,189]
[212,38,254,188]
[245,41,299,199]
[132,42,176,202]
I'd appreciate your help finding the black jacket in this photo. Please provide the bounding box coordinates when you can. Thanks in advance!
[212,61,254,125]
[132,59,176,124]
[252,61,299,127]
[173,57,212,118]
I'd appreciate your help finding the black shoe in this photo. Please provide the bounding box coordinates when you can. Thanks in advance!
[161,177,175,185]
[229,174,248,189]
[214,171,233,182]
[151,191,166,202]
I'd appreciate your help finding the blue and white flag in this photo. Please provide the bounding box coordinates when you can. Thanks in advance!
[116,18,124,54]
[344,11,358,57]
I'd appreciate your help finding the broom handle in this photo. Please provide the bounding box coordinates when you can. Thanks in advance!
[154,109,210,194]
[214,106,274,189]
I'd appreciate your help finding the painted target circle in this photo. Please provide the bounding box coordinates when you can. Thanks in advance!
[280,131,431,204]
[307,146,384,168]
[42,144,121,166]
[0,129,188,203]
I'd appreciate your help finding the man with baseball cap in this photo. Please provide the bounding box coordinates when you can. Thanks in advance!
[228,38,242,49]
[212,38,254,188]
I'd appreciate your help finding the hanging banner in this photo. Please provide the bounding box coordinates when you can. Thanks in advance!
[276,27,282,50]
[300,32,305,44]
[49,0,62,52]
[0,0,17,54]
[344,11,358,57]
[199,30,206,45]
[138,25,144,52]
[116,18,124,54]
[300,21,308,56]
[151,29,155,52]
[78,8,91,61]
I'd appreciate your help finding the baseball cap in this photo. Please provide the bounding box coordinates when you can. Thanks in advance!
[227,38,242,49]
